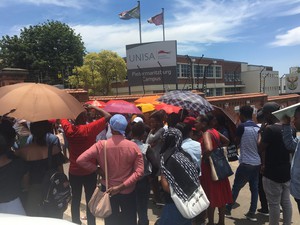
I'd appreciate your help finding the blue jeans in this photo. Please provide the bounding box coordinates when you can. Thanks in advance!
[227,163,260,213]
[159,203,192,225]
[136,176,150,225]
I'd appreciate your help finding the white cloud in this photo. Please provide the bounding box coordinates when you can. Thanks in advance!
[4,0,300,55]
[0,0,103,8]
[271,26,300,46]
[73,0,258,54]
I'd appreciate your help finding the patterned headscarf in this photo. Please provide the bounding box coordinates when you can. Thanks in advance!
[161,127,182,153]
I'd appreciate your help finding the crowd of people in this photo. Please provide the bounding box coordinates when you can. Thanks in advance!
[0,100,299,225]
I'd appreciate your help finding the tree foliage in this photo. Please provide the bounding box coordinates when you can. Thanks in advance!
[68,50,127,95]
[0,20,86,84]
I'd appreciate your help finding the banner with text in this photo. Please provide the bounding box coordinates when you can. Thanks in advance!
[126,40,177,86]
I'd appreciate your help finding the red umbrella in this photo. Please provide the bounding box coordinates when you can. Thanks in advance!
[155,103,181,114]
[85,100,106,108]
[104,100,142,114]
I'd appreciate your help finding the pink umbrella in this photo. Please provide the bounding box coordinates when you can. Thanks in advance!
[155,103,181,114]
[104,100,142,114]
[85,100,106,108]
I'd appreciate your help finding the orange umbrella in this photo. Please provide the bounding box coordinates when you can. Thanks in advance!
[134,95,160,105]
[0,83,84,122]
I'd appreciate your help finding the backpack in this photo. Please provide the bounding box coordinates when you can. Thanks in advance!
[41,144,72,212]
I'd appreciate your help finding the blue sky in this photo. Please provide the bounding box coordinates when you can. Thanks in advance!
[0,0,300,76]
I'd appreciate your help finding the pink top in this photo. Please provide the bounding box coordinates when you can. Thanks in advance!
[76,135,144,194]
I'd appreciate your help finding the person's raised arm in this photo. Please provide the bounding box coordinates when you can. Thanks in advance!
[85,105,111,122]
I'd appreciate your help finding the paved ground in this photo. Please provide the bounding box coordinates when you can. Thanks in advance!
[63,161,299,225]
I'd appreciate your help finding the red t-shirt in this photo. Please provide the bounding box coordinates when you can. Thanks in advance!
[61,118,106,175]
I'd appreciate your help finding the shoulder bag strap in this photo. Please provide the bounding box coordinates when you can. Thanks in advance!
[104,141,108,190]
[210,130,222,149]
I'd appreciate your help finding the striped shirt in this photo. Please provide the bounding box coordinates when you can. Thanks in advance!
[236,120,261,166]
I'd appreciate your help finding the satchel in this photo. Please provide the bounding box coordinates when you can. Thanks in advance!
[170,185,210,219]
[209,134,234,181]
[226,144,239,162]
[88,141,112,218]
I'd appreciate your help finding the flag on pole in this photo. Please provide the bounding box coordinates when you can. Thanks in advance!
[147,12,163,26]
[119,5,140,20]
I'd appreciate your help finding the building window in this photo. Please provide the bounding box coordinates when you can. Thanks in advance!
[194,65,204,78]
[215,88,223,96]
[205,66,214,78]
[181,64,189,77]
[177,64,180,77]
[206,88,213,97]
[225,87,242,94]
[224,72,241,82]
[215,66,222,78]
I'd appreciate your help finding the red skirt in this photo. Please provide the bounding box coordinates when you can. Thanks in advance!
[200,160,233,208]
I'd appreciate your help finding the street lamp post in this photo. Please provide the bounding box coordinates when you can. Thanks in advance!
[233,64,241,94]
[262,73,270,94]
[197,54,204,91]
[259,66,266,93]
[202,60,217,96]
[280,74,287,94]
[185,55,195,90]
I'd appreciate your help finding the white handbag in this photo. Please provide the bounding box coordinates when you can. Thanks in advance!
[169,184,210,219]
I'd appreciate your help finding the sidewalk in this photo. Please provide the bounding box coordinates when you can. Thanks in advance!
[63,161,299,225]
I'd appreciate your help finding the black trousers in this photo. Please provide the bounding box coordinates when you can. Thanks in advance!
[258,173,268,210]
[101,185,137,225]
[69,172,97,225]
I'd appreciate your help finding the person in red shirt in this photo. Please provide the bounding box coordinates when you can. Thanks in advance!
[60,105,111,225]
[77,114,144,225]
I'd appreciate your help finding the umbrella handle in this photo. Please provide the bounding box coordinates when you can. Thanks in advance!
[2,109,16,117]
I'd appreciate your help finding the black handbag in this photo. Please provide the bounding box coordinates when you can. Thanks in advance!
[209,134,234,181]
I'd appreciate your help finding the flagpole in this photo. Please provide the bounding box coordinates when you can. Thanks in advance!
[162,8,165,41]
[138,1,142,43]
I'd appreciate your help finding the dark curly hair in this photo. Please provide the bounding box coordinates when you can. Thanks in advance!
[0,118,16,155]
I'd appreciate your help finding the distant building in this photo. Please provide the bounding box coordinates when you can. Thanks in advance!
[113,55,279,96]
[0,68,28,86]
[241,64,279,96]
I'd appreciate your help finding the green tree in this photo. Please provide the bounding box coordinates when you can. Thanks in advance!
[68,50,127,95]
[0,20,86,84]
